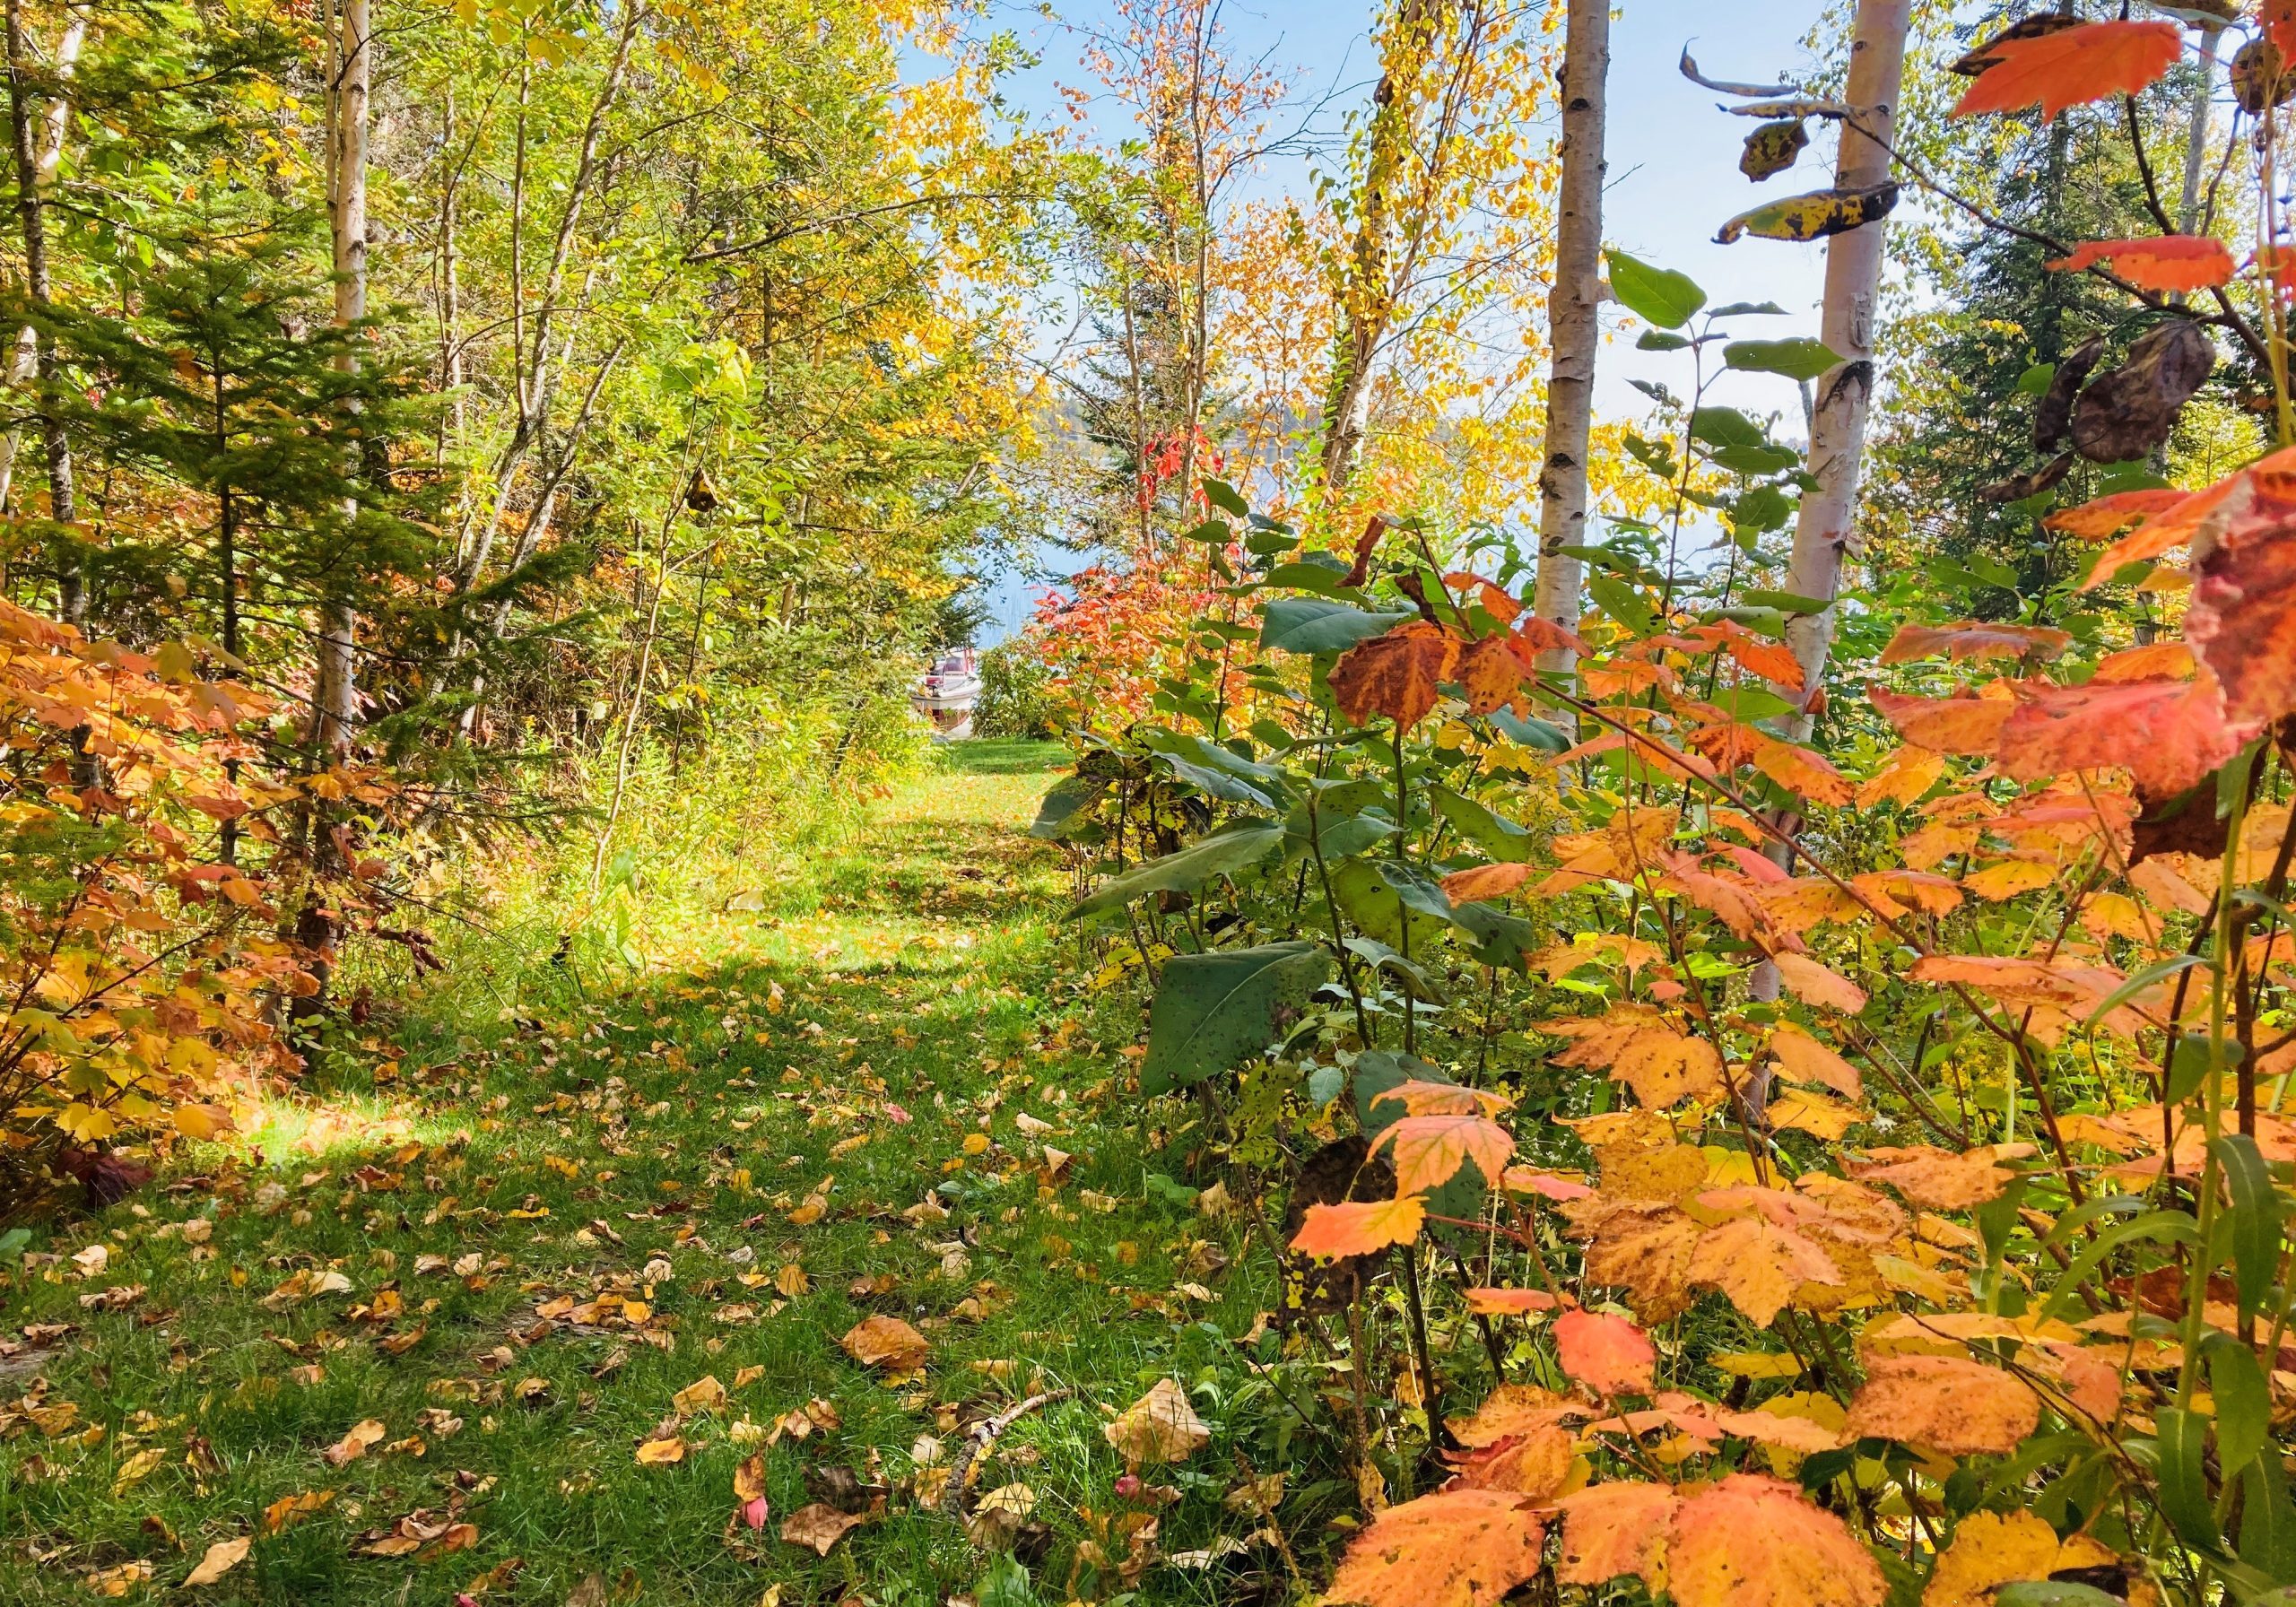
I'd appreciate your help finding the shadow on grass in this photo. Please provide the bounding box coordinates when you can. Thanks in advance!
[931,739,1071,777]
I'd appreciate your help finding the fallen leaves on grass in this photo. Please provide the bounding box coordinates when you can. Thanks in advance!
[840,1313,929,1372]
[780,1501,867,1556]
[321,1418,387,1468]
[183,1536,251,1587]
[1104,1378,1211,1468]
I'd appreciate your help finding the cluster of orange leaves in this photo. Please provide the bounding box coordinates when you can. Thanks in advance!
[1277,407,2296,1603]
[0,598,317,1151]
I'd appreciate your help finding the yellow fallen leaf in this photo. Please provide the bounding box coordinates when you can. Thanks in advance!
[185,1535,251,1587]
[635,1436,688,1466]
[322,1418,387,1468]
[1104,1379,1211,1469]
[673,1375,726,1417]
[113,1446,165,1492]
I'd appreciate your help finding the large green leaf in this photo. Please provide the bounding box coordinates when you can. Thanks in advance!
[1141,941,1331,1095]
[1430,786,1538,863]
[1141,731,1292,811]
[2242,1455,2296,1585]
[1331,858,1451,953]
[2154,1406,2222,1550]
[1723,338,1844,382]
[1258,597,1413,654]
[1030,774,1106,840]
[1067,820,1285,921]
[2213,1132,2283,1324]
[1605,249,1706,329]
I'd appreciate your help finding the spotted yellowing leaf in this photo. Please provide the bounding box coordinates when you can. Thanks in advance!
[1953,21,2180,120]
[1556,1481,1677,1586]
[1846,1144,2026,1210]
[1455,634,1526,715]
[1444,1423,1576,1499]
[1322,1487,1548,1607]
[1843,1354,2041,1455]
[1554,1308,1657,1395]
[1548,1008,1727,1110]
[1770,952,1867,1014]
[1921,1510,2128,1607]
[1374,1114,1516,1195]
[2046,235,2234,291]
[1439,862,1532,904]
[1371,1080,1514,1119]
[1329,621,1461,729]
[1291,1194,1426,1258]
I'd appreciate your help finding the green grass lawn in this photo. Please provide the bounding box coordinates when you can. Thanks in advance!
[0,750,1326,1605]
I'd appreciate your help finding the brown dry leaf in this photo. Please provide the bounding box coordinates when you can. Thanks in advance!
[184,1536,251,1587]
[635,1435,689,1466]
[1322,1487,1548,1607]
[839,1314,928,1372]
[779,1502,867,1557]
[321,1418,387,1468]
[1843,1354,2040,1455]
[1103,1378,1211,1469]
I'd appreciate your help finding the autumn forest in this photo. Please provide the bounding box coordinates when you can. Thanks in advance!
[4,1,2296,1606]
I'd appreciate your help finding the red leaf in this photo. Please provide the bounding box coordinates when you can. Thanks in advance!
[1341,515,1387,587]
[2082,446,2296,586]
[1953,22,2180,121]
[1869,686,2012,754]
[2187,514,2296,734]
[1510,616,1591,662]
[2269,0,2296,62]
[1994,675,2241,797]
[1554,1308,1657,1396]
[2045,236,2235,292]
[1329,621,1460,729]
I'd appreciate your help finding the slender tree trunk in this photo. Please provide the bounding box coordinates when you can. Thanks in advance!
[313,0,369,762]
[1528,0,1608,678]
[1777,0,1911,729]
[2178,23,2221,236]
[7,0,79,621]
[0,2,82,514]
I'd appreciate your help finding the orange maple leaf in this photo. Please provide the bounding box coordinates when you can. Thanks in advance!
[1373,1113,1516,1195]
[1455,633,1525,715]
[1463,1286,1575,1316]
[1769,1023,1862,1099]
[1371,1079,1514,1119]
[1439,862,1532,904]
[1322,1487,1547,1607]
[1446,572,1524,626]
[1879,621,2072,665]
[1290,1194,1426,1259]
[2082,445,2296,586]
[1869,686,2013,754]
[1555,1481,1677,1587]
[1845,1143,2027,1211]
[1443,1423,1576,1498]
[2045,235,2234,292]
[1554,1307,1657,1396]
[2041,487,2187,540]
[1328,619,1460,729]
[1843,1354,2041,1455]
[1953,21,2180,120]
[1547,1007,1728,1110]
[1669,1474,1887,1607]
[1769,952,1867,1014]
[1512,615,1590,661]
[2271,0,2296,60]
[1993,674,2241,798]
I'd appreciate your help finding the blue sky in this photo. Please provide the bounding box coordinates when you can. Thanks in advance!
[967,0,1849,638]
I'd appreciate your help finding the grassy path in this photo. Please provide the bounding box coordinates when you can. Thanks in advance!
[0,744,1290,1605]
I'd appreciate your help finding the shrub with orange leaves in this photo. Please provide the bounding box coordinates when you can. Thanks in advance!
[0,599,314,1198]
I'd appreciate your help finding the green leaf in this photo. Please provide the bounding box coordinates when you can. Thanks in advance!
[2241,1455,2296,1585]
[1202,478,1249,517]
[2016,362,2057,397]
[1636,331,1692,352]
[1141,941,1331,1095]
[1730,484,1793,534]
[1289,800,1398,860]
[2213,1132,2284,1324]
[2038,1209,2197,1319]
[1141,731,1292,810]
[2155,1406,2222,1549]
[1691,406,1766,449]
[1487,709,1570,754]
[1030,774,1107,840]
[1723,338,1844,382]
[1068,820,1286,920]
[1995,1586,2126,1607]
[1709,300,1788,317]
[1430,786,1539,863]
[1737,587,1830,614]
[2205,1331,2270,1476]
[1605,249,1707,330]
[1587,574,1657,635]
[1708,443,1800,476]
[1257,597,1413,654]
